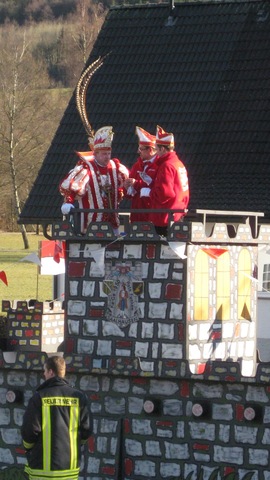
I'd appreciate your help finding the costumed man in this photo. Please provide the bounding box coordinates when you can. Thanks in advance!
[124,126,158,222]
[141,125,189,237]
[59,126,129,235]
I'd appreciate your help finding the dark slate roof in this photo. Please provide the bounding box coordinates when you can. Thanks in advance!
[20,0,270,224]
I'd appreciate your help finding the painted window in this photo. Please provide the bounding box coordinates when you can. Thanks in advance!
[194,250,209,320]
[216,252,230,320]
[263,264,270,292]
[193,248,252,322]
[238,249,251,320]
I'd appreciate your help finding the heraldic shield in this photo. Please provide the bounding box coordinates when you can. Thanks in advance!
[103,262,143,328]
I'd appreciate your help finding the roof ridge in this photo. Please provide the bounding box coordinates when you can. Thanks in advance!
[109,0,265,9]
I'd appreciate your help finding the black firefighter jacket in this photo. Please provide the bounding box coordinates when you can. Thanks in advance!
[21,376,92,480]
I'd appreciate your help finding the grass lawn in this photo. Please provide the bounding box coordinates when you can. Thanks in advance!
[0,232,53,313]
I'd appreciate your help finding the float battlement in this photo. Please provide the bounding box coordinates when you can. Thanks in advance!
[2,300,64,352]
[2,299,64,314]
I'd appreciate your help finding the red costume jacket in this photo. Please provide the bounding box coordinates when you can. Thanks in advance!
[149,151,189,227]
[126,156,157,222]
[59,152,129,231]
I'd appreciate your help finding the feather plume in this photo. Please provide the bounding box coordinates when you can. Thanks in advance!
[76,54,109,149]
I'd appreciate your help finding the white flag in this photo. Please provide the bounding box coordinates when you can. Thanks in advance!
[168,242,187,259]
[91,248,105,268]
[243,273,259,283]
[19,253,41,266]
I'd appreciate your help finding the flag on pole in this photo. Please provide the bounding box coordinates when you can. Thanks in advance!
[39,240,65,274]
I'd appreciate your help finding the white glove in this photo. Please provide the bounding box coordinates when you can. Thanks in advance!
[140,188,151,197]
[61,203,75,215]
[139,172,153,186]
[127,186,136,196]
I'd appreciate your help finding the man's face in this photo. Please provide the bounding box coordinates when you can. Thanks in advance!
[138,145,156,161]
[95,148,111,167]
[156,145,167,157]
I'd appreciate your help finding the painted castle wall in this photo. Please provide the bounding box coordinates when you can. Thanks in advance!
[1,353,270,479]
[1,217,270,480]
[2,300,64,353]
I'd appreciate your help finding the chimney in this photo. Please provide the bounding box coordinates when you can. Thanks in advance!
[165,0,176,27]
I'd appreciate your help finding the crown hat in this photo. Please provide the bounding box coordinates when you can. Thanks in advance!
[156,125,174,147]
[93,126,114,150]
[136,126,156,148]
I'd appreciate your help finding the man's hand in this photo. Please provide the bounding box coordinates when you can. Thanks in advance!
[124,178,135,189]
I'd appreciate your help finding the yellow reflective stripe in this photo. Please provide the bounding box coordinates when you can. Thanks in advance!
[25,464,80,478]
[69,402,79,470]
[26,469,79,480]
[42,404,51,472]
[41,396,80,473]
[23,440,35,449]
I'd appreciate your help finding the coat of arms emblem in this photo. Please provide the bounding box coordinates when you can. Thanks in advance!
[103,262,143,328]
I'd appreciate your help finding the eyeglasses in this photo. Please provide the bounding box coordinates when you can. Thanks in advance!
[138,146,150,151]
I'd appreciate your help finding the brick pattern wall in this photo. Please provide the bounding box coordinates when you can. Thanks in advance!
[0,354,270,479]
[2,300,64,352]
[0,218,270,478]
[65,238,187,365]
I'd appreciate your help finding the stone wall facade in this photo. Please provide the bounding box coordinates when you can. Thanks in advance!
[2,300,64,353]
[1,354,270,479]
[61,219,260,377]
[1,216,270,479]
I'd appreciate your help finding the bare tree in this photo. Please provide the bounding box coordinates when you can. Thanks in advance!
[0,24,67,246]
[68,0,106,80]
[74,0,89,64]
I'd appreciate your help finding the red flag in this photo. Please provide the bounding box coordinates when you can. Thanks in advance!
[53,241,63,264]
[0,271,8,286]
[201,248,227,259]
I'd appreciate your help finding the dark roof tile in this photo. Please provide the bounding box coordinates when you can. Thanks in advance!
[20,0,270,223]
